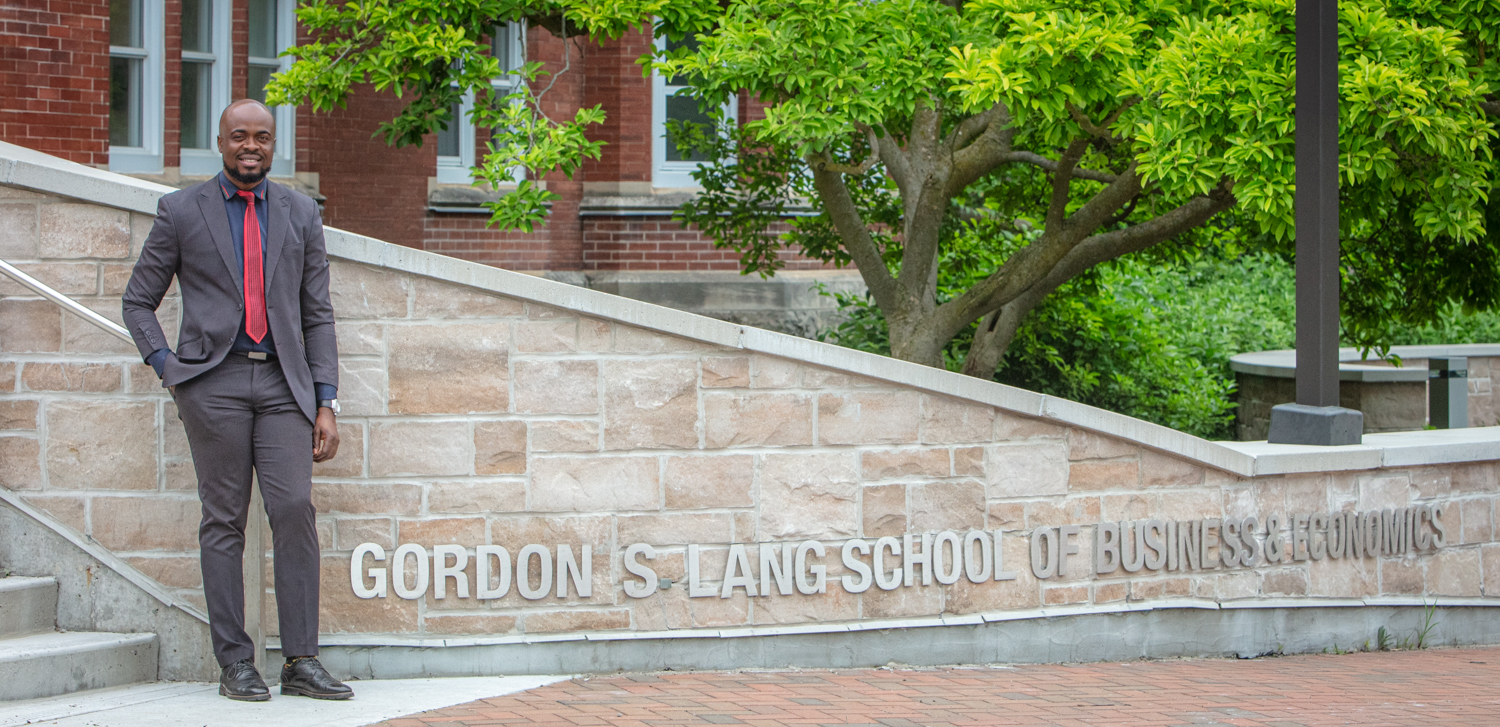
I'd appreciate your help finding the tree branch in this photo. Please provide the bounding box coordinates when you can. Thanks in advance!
[1065,96,1140,144]
[1045,138,1091,230]
[810,126,882,175]
[807,153,900,310]
[1005,151,1116,183]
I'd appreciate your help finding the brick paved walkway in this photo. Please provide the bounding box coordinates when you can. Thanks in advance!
[372,646,1500,727]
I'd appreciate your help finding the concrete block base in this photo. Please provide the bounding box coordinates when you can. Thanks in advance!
[1268,404,1364,446]
[0,631,158,701]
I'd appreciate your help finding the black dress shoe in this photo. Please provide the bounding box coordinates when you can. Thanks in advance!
[219,659,270,702]
[280,657,354,700]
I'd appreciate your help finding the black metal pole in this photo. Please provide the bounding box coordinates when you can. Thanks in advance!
[1294,0,1340,408]
[1266,0,1363,445]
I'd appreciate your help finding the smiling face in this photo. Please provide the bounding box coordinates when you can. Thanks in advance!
[217,100,276,188]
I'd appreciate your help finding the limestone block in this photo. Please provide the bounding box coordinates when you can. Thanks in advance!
[328,262,410,319]
[618,513,734,546]
[1067,460,1140,492]
[0,362,14,392]
[527,609,631,633]
[983,442,1068,499]
[1065,429,1136,461]
[312,482,422,516]
[65,297,164,355]
[336,359,386,417]
[1196,571,1259,601]
[909,480,986,532]
[0,202,38,258]
[1484,544,1500,596]
[515,319,578,353]
[320,555,419,633]
[369,421,470,476]
[862,484,906,538]
[317,519,335,550]
[1094,581,1128,603]
[603,359,699,450]
[1130,579,1165,602]
[689,592,749,628]
[530,455,659,512]
[424,614,518,635]
[0,400,38,429]
[1282,474,1331,512]
[613,325,711,353]
[945,535,1039,612]
[701,356,749,388]
[514,359,598,414]
[920,395,995,444]
[336,517,394,550]
[1306,556,1377,598]
[1427,548,1482,597]
[0,300,61,352]
[860,448,949,480]
[388,322,509,415]
[802,366,883,389]
[0,436,41,489]
[1261,568,1309,596]
[817,392,920,446]
[733,511,755,542]
[995,413,1067,440]
[525,303,568,319]
[1025,497,1101,529]
[1102,494,1150,521]
[334,322,384,356]
[46,401,156,490]
[1043,585,1089,605]
[23,494,85,533]
[129,212,151,258]
[474,420,526,475]
[750,356,800,388]
[752,585,859,624]
[664,455,753,509]
[1359,474,1412,511]
[0,262,98,296]
[577,319,612,352]
[411,277,524,319]
[100,263,133,295]
[1461,498,1494,544]
[124,556,203,589]
[862,581,943,619]
[90,496,200,551]
[1380,559,1424,594]
[490,515,613,552]
[397,517,486,546]
[757,452,859,541]
[21,362,120,392]
[311,421,364,478]
[954,447,983,476]
[1139,451,1204,488]
[162,402,194,491]
[127,364,162,394]
[38,203,130,259]
[426,480,527,514]
[531,420,600,453]
[1409,467,1454,500]
[703,392,813,448]
[987,502,1024,530]
[1150,490,1223,521]
[1451,463,1499,494]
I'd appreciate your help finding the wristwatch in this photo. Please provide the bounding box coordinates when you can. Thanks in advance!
[318,399,340,415]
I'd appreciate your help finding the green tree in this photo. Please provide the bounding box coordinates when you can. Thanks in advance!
[661,0,1498,376]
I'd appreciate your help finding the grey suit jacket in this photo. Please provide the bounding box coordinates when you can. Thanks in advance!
[122,178,338,424]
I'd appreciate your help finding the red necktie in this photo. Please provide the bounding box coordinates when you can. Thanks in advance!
[237,190,267,343]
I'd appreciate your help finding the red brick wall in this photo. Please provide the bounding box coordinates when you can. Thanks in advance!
[581,218,834,272]
[0,0,110,165]
[579,24,652,186]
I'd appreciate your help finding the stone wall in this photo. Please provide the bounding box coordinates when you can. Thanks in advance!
[3,179,1500,648]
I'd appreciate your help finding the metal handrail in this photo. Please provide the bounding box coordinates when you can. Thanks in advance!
[1,256,270,679]
[0,259,133,343]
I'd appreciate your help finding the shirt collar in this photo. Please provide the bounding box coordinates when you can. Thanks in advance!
[218,171,268,202]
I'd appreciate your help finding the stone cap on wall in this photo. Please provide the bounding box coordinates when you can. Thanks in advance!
[5,139,1500,478]
[1230,345,1500,382]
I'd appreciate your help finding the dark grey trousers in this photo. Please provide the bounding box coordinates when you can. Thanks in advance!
[174,355,320,667]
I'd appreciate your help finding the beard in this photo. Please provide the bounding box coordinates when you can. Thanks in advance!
[224,158,271,186]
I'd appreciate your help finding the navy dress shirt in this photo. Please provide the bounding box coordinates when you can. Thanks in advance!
[146,172,337,404]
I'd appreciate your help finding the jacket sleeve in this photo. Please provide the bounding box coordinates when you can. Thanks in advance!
[299,201,338,389]
[121,196,179,361]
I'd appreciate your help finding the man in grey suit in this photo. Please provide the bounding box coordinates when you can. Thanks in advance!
[123,99,353,702]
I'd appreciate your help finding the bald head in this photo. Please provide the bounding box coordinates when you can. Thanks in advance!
[217,99,276,189]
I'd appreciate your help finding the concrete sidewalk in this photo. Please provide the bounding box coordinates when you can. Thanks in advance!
[0,675,568,727]
[370,647,1500,727]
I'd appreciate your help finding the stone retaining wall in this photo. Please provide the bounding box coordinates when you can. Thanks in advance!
[3,177,1499,646]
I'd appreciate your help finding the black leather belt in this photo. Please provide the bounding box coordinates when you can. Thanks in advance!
[232,351,277,361]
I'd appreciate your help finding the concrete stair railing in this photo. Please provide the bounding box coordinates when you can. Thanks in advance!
[0,576,158,701]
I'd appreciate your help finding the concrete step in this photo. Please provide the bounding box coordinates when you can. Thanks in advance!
[0,631,158,701]
[0,576,57,637]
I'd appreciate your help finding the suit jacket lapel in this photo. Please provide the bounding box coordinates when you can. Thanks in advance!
[263,182,291,293]
[197,183,243,299]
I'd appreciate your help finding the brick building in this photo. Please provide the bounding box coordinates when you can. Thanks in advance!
[0,0,860,334]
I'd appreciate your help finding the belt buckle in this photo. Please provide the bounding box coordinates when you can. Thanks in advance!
[247,352,268,361]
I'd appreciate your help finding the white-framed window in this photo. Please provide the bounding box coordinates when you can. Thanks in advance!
[652,31,735,189]
[246,0,295,176]
[178,0,232,175]
[435,22,524,185]
[109,0,165,173]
